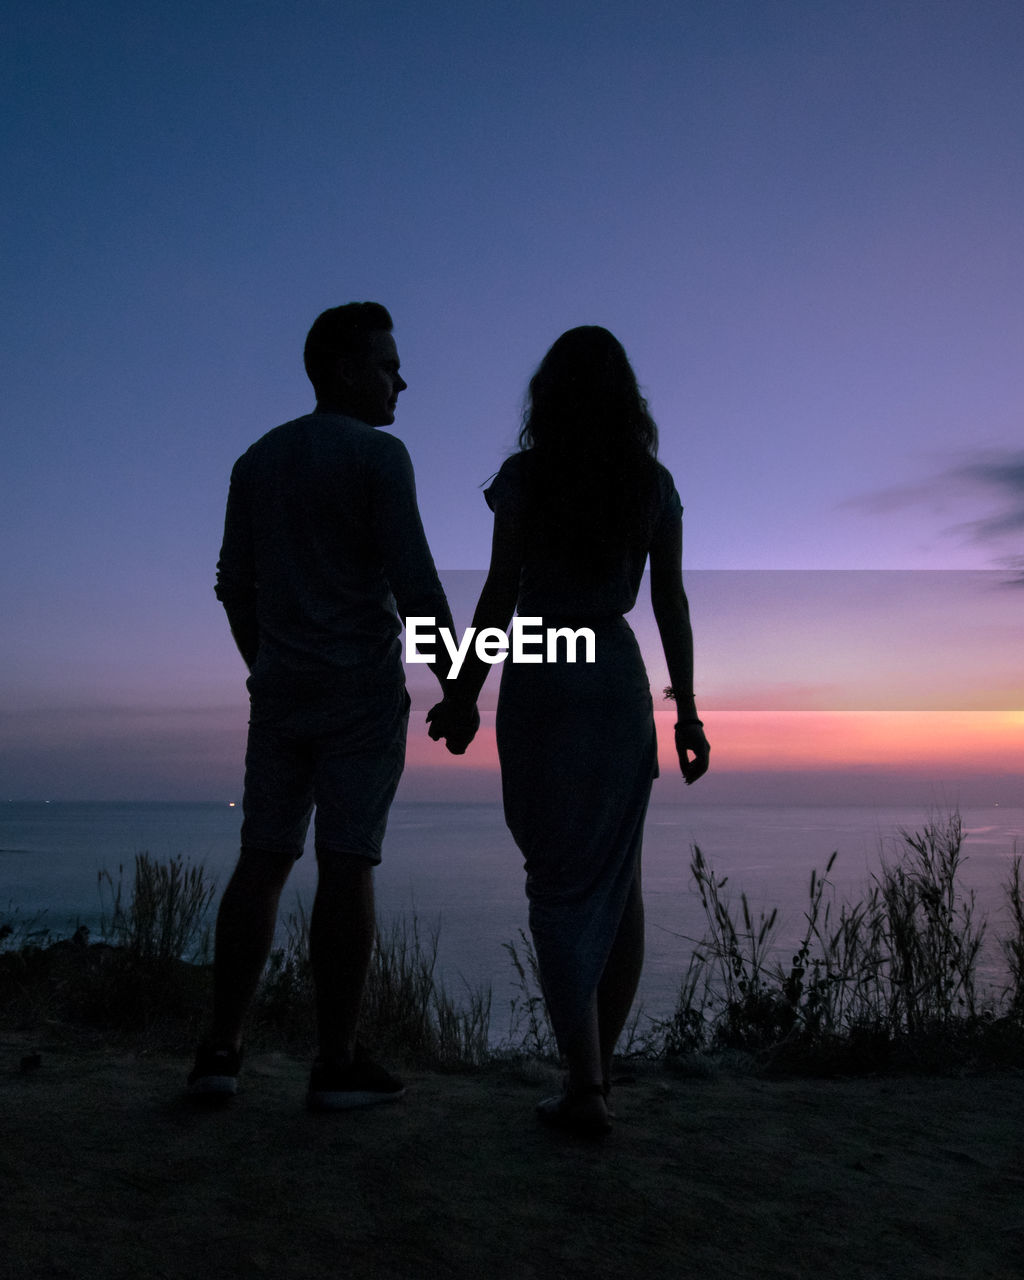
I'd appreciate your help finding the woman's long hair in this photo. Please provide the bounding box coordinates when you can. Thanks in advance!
[517,326,660,573]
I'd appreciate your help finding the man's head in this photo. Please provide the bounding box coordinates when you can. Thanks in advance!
[303,302,407,426]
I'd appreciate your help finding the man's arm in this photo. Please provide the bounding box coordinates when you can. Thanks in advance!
[214,458,260,669]
[369,436,459,692]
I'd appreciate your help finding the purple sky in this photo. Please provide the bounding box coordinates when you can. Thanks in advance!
[2,1,1022,801]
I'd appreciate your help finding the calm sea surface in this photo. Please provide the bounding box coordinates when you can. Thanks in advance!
[2,801,1022,1035]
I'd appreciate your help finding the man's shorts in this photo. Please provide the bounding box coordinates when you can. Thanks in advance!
[240,682,410,864]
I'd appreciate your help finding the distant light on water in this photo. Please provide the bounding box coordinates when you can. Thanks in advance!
[228,802,235,808]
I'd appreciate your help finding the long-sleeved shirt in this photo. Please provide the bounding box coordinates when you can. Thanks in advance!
[215,412,452,697]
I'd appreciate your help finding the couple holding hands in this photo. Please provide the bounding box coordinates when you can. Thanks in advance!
[190,303,709,1137]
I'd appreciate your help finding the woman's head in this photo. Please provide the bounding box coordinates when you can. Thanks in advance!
[519,326,658,459]
[516,327,662,573]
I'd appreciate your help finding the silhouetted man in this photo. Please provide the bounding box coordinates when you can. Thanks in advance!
[189,302,466,1108]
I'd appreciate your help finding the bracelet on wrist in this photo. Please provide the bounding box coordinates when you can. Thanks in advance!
[675,718,704,729]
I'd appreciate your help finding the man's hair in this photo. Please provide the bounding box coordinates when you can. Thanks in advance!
[303,302,394,396]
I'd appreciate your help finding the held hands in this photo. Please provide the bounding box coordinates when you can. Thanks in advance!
[426,697,480,755]
[675,721,710,785]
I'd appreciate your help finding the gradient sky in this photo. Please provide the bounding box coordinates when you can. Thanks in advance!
[2,1,1022,802]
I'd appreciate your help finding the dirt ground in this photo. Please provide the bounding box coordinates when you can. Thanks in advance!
[3,1033,1023,1280]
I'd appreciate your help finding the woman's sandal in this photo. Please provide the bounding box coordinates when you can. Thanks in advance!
[535,1084,613,1137]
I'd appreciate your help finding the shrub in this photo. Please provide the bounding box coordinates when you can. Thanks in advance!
[253,905,492,1068]
[661,811,1020,1074]
[500,929,557,1058]
[98,853,215,964]
[1002,853,1024,1018]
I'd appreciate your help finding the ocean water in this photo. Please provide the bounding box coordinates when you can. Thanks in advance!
[2,801,1022,1034]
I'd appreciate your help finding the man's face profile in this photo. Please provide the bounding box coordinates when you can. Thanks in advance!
[337,330,407,427]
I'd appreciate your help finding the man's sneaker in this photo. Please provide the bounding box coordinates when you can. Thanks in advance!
[307,1053,405,1111]
[187,1044,242,1098]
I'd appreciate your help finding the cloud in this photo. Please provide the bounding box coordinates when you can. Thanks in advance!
[993,555,1024,587]
[846,448,1024,582]
[945,453,1024,540]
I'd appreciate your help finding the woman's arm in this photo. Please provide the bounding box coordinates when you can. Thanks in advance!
[649,511,710,784]
[426,500,523,752]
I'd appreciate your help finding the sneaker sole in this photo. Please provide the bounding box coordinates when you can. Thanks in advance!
[307,1086,406,1111]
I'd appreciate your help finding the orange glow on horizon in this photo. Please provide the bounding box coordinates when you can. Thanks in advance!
[405,707,1024,778]
[656,709,1024,774]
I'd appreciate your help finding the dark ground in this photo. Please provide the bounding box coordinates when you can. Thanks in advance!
[3,1033,1023,1279]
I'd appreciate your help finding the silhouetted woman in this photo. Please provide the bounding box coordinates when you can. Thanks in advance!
[429,327,709,1135]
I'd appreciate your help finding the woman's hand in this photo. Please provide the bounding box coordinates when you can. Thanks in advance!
[674,721,710,784]
[426,698,480,755]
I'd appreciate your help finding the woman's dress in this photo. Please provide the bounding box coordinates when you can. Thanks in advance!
[485,453,682,1052]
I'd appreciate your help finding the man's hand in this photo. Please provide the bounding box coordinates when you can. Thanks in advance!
[426,698,480,755]
[674,722,710,784]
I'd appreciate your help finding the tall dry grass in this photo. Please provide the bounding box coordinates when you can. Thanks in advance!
[3,811,1023,1073]
[98,853,216,964]
[255,907,492,1067]
[659,812,1024,1071]
[1001,854,1024,1019]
